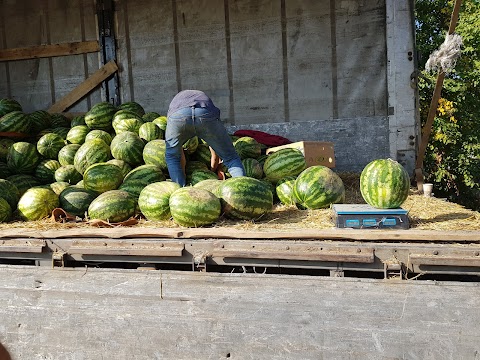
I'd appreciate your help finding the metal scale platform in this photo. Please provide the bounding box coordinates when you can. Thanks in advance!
[332,204,410,229]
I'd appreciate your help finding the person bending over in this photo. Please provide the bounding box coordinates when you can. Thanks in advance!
[165,90,245,186]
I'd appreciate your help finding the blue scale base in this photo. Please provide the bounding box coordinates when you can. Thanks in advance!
[332,204,410,230]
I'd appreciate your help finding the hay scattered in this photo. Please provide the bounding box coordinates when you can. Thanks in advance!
[1,172,479,231]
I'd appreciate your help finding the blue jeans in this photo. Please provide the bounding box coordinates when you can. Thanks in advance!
[166,106,245,186]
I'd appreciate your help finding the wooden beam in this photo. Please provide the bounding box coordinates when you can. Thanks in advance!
[48,60,118,113]
[0,41,100,62]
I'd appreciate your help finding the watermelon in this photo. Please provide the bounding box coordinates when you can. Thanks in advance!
[138,181,180,221]
[29,110,51,133]
[48,181,71,195]
[191,144,212,167]
[242,158,263,179]
[50,113,70,128]
[0,162,11,178]
[70,115,86,127]
[183,136,199,155]
[55,165,83,184]
[293,166,345,209]
[142,112,161,122]
[0,111,31,133]
[263,148,306,183]
[6,174,40,196]
[118,101,145,116]
[234,137,262,159]
[187,169,218,186]
[142,139,167,170]
[106,159,132,178]
[7,142,40,174]
[50,127,70,140]
[37,133,66,159]
[66,125,90,144]
[139,122,163,142]
[58,144,81,166]
[83,163,124,193]
[17,187,59,221]
[74,138,112,175]
[35,159,61,184]
[110,131,145,166]
[185,160,209,175]
[219,177,273,220]
[152,116,168,131]
[113,117,144,135]
[169,187,221,227]
[87,190,136,222]
[276,176,297,205]
[193,179,223,197]
[0,98,22,117]
[0,138,15,161]
[59,186,97,217]
[0,197,11,222]
[85,130,112,145]
[360,158,410,209]
[120,164,166,198]
[85,102,116,131]
[0,179,20,209]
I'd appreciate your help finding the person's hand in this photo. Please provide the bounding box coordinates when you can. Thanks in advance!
[209,147,220,171]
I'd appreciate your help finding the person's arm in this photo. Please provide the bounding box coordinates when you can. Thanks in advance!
[209,146,220,171]
[181,148,187,176]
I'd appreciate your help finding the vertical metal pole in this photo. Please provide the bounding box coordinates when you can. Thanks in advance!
[97,0,120,106]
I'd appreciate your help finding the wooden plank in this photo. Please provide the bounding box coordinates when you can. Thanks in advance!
[0,41,99,62]
[48,60,118,113]
[1,266,480,359]
[69,240,185,257]
[0,239,45,253]
[410,253,480,267]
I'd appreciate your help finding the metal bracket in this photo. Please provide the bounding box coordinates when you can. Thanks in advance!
[384,260,403,279]
[52,251,66,268]
[192,251,209,272]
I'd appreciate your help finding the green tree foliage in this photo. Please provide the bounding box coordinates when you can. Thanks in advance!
[416,0,480,210]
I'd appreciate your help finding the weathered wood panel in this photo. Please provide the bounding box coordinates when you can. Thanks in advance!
[0,266,479,359]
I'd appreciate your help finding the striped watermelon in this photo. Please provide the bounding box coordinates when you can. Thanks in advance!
[70,115,86,127]
[110,131,145,166]
[119,164,166,198]
[183,136,199,155]
[74,138,112,175]
[294,166,345,209]
[6,174,40,196]
[17,187,59,221]
[0,179,20,209]
[0,197,11,222]
[37,133,66,159]
[84,129,112,145]
[113,117,144,135]
[66,125,90,144]
[59,186,97,217]
[55,165,83,184]
[219,177,273,220]
[152,116,168,131]
[169,187,221,227]
[138,181,180,221]
[48,127,70,140]
[263,148,306,183]
[0,138,15,161]
[35,159,61,184]
[193,179,223,197]
[0,162,11,178]
[0,111,31,133]
[234,137,262,159]
[142,139,167,170]
[85,102,116,131]
[7,142,40,174]
[142,112,161,122]
[48,181,71,195]
[0,98,22,117]
[360,158,410,209]
[185,160,209,175]
[187,169,218,186]
[191,144,212,167]
[106,159,132,178]
[276,176,297,205]
[118,101,145,116]
[58,144,81,166]
[29,110,51,133]
[83,163,124,194]
[88,189,136,222]
[242,158,263,179]
[139,122,164,142]
[50,113,70,128]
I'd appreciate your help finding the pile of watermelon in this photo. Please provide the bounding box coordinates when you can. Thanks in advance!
[0,98,350,227]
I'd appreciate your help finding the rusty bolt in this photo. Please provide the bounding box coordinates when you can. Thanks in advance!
[475,252,479,256]
[433,250,439,255]
[286,246,290,250]
[357,248,361,253]
[221,244,224,248]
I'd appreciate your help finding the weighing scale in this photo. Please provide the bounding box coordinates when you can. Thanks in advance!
[332,204,410,229]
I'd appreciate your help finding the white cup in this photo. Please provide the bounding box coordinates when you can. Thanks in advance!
[423,183,433,197]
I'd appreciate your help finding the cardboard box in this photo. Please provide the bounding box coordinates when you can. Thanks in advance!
[266,141,335,168]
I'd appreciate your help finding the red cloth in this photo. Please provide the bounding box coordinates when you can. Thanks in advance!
[233,130,292,147]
